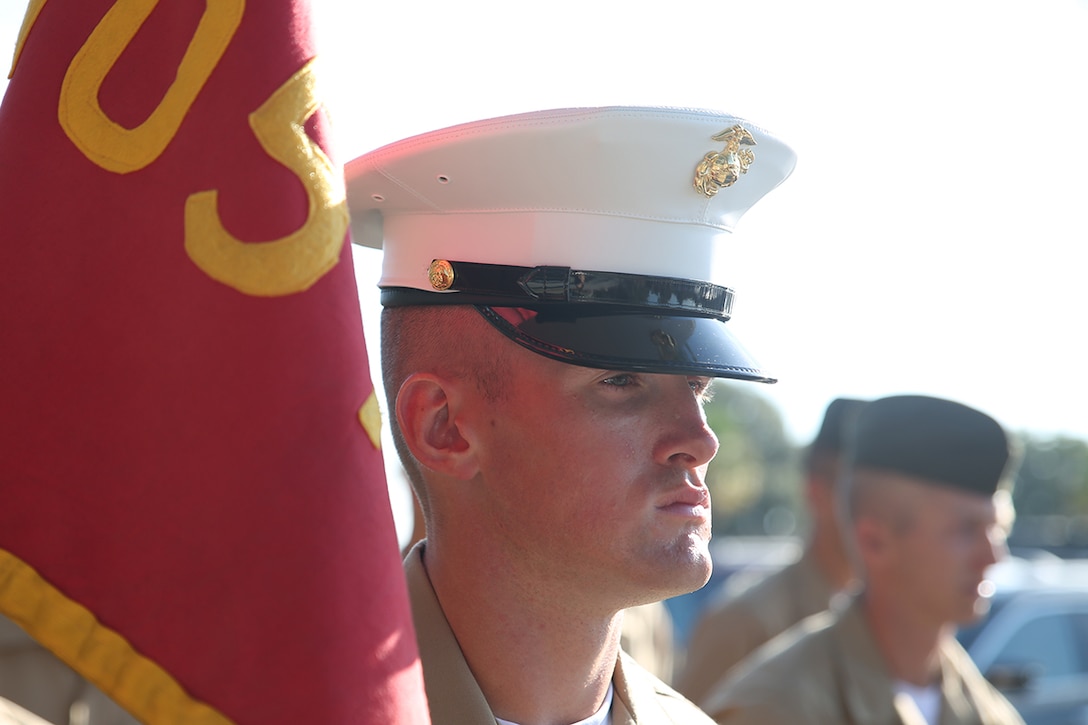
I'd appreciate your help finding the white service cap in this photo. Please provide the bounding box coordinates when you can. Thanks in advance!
[345,106,796,382]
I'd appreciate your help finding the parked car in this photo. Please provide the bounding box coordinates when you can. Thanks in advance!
[957,557,1088,725]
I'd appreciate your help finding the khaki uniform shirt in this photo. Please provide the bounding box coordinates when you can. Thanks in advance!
[0,696,52,725]
[0,616,137,725]
[676,549,837,706]
[405,543,715,725]
[703,596,1025,725]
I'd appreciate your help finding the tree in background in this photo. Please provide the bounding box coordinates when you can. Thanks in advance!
[703,381,801,538]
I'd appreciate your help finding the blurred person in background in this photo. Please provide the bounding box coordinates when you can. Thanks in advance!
[705,394,1024,725]
[676,396,864,705]
[0,615,137,725]
[621,601,678,685]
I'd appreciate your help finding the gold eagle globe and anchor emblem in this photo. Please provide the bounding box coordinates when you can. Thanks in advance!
[693,124,757,198]
[428,259,455,290]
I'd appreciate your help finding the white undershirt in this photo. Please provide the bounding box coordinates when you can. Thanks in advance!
[894,680,941,725]
[495,683,614,725]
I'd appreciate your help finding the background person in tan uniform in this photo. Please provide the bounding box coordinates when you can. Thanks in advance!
[0,616,138,725]
[345,106,797,725]
[620,602,678,685]
[704,394,1025,725]
[676,396,864,704]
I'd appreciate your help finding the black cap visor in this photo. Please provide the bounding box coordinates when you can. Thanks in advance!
[478,306,775,383]
[378,262,774,382]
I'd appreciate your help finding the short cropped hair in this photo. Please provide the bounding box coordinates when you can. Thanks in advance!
[842,468,918,531]
[380,305,512,516]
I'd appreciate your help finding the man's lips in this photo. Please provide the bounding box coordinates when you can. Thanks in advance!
[656,488,711,518]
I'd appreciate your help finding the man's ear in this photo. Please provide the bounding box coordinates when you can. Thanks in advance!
[395,374,478,481]
[805,474,834,514]
[853,516,889,571]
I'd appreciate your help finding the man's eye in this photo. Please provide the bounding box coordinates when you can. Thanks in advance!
[690,377,714,400]
[602,374,635,387]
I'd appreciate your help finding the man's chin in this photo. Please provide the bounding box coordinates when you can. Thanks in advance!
[644,539,712,597]
[671,545,713,594]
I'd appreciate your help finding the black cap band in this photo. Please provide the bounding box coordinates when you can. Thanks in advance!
[380,261,735,320]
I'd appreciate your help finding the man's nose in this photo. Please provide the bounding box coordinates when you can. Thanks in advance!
[654,383,719,468]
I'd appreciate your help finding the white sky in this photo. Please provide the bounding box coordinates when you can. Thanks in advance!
[4,0,1087,453]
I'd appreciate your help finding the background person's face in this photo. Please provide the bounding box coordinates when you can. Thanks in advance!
[882,480,1002,627]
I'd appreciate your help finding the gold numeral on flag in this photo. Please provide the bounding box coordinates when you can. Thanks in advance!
[58,0,243,174]
[184,58,348,296]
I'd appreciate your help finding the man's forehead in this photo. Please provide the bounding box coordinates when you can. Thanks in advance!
[868,469,999,515]
[923,482,998,515]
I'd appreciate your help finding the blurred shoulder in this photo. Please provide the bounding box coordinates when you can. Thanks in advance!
[939,637,1026,724]
[702,609,838,722]
[697,557,802,630]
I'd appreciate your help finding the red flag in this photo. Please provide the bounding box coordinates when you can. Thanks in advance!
[0,1,429,723]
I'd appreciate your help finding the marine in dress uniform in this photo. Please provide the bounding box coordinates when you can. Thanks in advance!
[677,397,865,705]
[345,106,797,725]
[704,395,1026,725]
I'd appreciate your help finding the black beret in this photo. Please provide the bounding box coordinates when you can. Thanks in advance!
[851,395,1011,496]
[810,397,868,454]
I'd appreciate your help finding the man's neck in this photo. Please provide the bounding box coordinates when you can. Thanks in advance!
[424,540,620,725]
[862,593,946,687]
[809,526,855,591]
